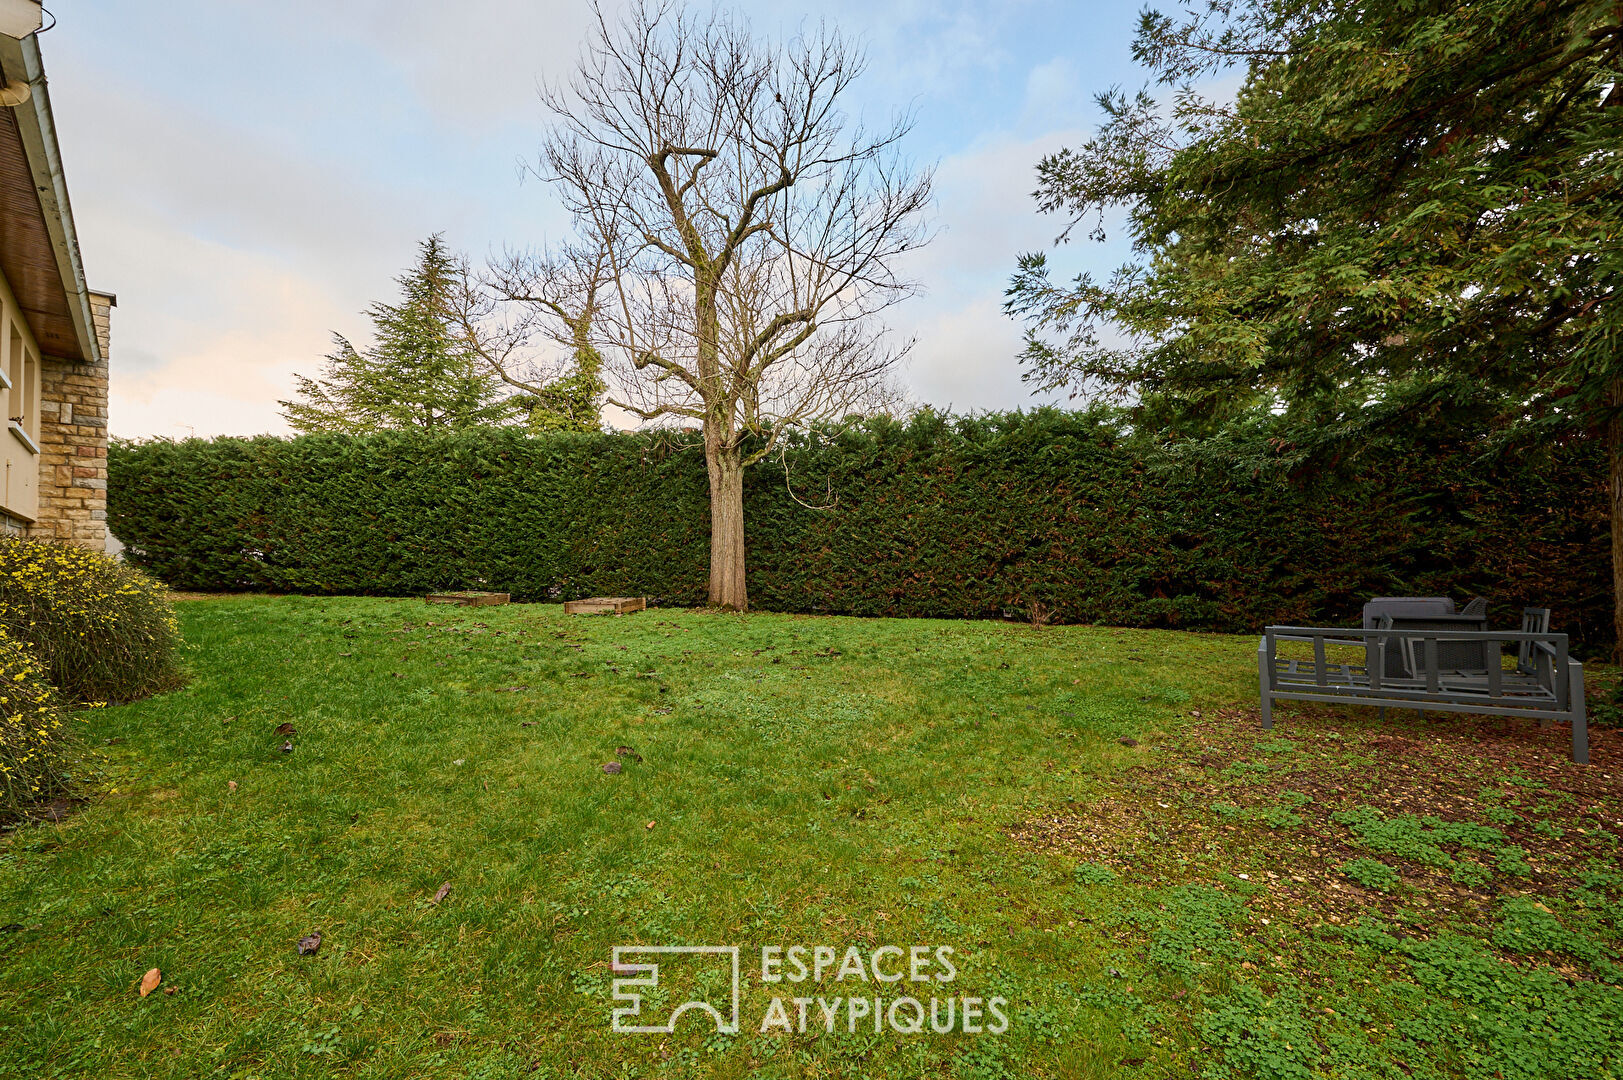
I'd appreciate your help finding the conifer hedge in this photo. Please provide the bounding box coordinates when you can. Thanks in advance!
[107,410,1611,648]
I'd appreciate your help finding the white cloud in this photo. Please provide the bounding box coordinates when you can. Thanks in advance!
[888,127,1081,411]
[101,217,353,439]
[44,0,1133,438]
[269,0,606,134]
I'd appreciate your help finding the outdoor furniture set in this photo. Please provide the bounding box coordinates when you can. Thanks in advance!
[1258,596,1589,763]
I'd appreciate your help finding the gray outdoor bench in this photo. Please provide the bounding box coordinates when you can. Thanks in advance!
[1258,624,1588,763]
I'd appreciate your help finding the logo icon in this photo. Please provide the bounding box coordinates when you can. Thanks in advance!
[611,946,741,1034]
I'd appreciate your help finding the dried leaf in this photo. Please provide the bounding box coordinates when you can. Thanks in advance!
[139,968,161,996]
[602,762,622,774]
[274,722,296,736]
[1118,737,1140,747]
[615,746,643,762]
[280,741,293,753]
[645,820,656,830]
[163,986,177,996]
[227,780,237,792]
[432,881,452,905]
[296,931,322,956]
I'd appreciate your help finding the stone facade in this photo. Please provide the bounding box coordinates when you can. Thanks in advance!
[30,291,111,548]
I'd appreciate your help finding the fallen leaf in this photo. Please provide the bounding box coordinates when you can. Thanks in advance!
[274,722,296,736]
[296,932,322,956]
[602,762,622,775]
[280,741,293,753]
[227,780,237,792]
[163,986,176,996]
[615,746,643,762]
[139,968,161,996]
[645,820,656,830]
[103,737,123,745]
[521,722,536,728]
[432,881,452,905]
[1119,737,1140,747]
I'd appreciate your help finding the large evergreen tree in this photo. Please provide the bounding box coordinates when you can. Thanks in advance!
[1008,0,1623,647]
[281,235,515,433]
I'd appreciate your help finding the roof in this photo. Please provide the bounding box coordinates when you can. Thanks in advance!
[0,29,102,364]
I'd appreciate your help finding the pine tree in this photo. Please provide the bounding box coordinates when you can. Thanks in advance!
[281,235,515,434]
[1008,0,1623,649]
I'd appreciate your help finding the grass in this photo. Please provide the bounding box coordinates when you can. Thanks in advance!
[1,596,1621,1078]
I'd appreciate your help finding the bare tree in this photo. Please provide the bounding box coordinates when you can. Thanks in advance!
[538,0,932,609]
[448,243,610,434]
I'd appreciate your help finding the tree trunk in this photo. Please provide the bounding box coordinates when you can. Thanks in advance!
[706,438,748,610]
[1611,384,1623,663]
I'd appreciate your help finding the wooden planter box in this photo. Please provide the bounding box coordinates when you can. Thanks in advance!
[564,596,647,615]
[425,591,510,608]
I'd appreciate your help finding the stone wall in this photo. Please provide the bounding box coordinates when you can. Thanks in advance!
[31,291,110,548]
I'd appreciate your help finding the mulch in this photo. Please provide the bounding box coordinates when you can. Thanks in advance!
[1011,703,1623,931]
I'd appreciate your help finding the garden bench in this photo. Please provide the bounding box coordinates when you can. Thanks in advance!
[1257,624,1588,763]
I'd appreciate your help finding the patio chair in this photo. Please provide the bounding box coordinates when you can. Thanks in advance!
[1461,596,1488,617]
[1363,597,1454,680]
[1376,607,1486,675]
[1381,612,1494,678]
[1516,608,1551,675]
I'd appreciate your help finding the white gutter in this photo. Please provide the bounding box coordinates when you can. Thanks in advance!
[0,29,101,365]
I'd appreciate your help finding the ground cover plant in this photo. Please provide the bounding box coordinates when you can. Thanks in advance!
[1,596,1619,1078]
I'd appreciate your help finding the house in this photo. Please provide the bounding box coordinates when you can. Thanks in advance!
[0,12,110,549]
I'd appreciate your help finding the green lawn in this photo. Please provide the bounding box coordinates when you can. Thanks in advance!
[2,596,1621,1079]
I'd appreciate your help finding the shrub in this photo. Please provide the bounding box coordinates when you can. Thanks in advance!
[107,406,1610,648]
[0,538,183,704]
[0,626,73,818]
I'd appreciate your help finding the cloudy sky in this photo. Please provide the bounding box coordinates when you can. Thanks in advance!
[42,0,1149,439]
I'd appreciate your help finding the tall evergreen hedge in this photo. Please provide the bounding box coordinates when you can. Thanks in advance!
[107,409,1610,648]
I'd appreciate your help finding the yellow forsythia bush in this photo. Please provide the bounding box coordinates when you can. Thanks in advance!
[0,625,72,816]
[0,537,183,704]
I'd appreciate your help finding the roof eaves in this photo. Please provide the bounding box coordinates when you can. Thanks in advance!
[0,30,99,365]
